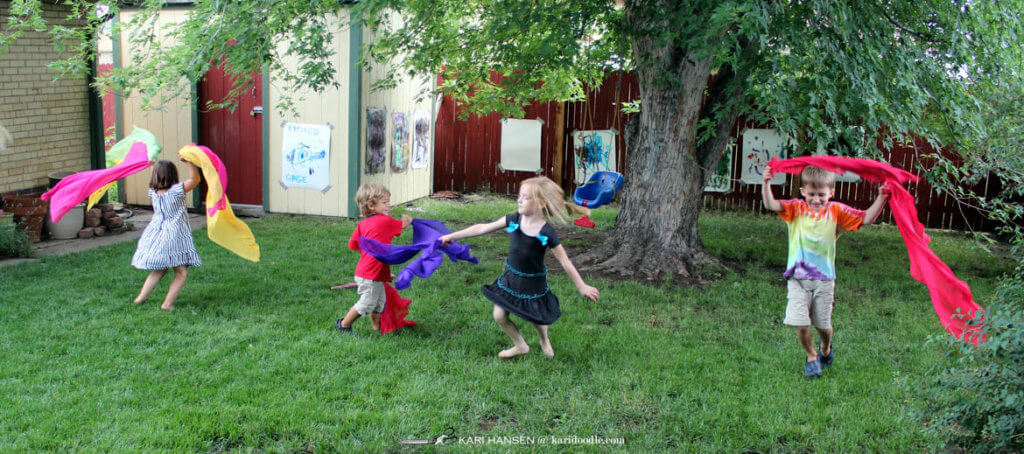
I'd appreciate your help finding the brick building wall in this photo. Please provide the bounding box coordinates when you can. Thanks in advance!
[0,1,92,194]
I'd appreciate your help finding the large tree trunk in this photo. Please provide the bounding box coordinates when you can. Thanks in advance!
[577,2,745,280]
[577,73,713,279]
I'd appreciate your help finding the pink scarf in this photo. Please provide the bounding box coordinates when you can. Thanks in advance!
[41,142,152,223]
[768,156,985,344]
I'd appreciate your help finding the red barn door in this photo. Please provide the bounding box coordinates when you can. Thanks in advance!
[198,68,263,206]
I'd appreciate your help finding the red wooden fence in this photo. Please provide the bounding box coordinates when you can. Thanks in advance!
[705,125,1000,232]
[433,72,998,232]
[98,63,115,151]
[434,92,560,195]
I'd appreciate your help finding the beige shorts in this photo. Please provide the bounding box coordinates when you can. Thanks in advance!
[353,276,386,315]
[784,279,835,329]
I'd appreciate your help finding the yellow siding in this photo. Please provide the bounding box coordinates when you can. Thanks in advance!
[117,9,196,207]
[359,22,434,208]
[266,11,435,218]
[266,12,351,217]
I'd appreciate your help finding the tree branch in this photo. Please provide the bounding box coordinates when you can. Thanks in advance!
[870,0,948,46]
[696,37,755,170]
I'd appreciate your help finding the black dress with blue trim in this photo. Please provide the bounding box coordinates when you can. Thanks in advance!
[481,212,562,325]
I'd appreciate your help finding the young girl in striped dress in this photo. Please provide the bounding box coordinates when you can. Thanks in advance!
[439,176,600,358]
[131,158,201,310]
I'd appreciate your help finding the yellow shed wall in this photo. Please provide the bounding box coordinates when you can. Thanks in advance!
[265,13,352,217]
[358,26,434,209]
[117,9,196,208]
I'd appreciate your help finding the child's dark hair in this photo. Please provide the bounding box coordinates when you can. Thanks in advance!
[150,160,180,190]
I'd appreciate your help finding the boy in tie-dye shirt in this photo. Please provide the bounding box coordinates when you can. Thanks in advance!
[762,165,889,378]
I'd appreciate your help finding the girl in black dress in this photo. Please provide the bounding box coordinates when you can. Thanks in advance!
[440,176,600,358]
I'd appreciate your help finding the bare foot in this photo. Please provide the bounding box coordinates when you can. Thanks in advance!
[160,304,174,311]
[133,298,146,305]
[498,345,530,359]
[539,342,554,358]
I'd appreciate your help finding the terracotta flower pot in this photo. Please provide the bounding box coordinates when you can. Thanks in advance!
[3,194,47,242]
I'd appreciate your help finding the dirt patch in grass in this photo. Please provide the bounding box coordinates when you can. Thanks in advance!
[440,218,733,286]
[545,225,738,287]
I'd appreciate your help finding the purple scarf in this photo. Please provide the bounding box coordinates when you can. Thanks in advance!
[360,219,479,289]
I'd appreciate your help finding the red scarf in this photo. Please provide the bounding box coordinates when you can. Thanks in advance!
[380,283,416,334]
[768,156,985,344]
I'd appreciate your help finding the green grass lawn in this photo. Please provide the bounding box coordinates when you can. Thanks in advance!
[0,196,1012,452]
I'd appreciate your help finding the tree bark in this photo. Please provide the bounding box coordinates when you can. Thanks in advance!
[577,99,713,278]
[576,2,746,280]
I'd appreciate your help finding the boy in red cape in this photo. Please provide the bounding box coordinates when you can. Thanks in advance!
[335,183,412,334]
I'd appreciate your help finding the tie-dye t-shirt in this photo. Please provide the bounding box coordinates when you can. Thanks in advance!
[778,199,865,281]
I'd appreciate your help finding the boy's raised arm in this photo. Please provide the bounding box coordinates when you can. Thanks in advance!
[761,169,783,212]
[862,183,890,225]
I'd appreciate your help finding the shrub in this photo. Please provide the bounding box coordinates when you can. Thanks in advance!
[0,224,32,259]
[914,80,1024,452]
[915,253,1024,452]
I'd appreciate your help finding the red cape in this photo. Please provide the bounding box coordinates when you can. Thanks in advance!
[380,283,416,334]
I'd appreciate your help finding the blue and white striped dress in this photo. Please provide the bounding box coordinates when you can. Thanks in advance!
[131,182,201,270]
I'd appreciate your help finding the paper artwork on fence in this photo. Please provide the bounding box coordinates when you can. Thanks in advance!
[741,128,788,184]
[281,122,331,190]
[705,139,734,193]
[366,107,387,174]
[391,112,409,172]
[499,118,542,172]
[411,109,430,169]
[571,130,617,184]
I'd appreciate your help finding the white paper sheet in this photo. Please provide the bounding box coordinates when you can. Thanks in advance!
[499,118,542,172]
[741,128,788,185]
[572,130,617,184]
[281,122,331,190]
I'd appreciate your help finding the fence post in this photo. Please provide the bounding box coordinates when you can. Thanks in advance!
[552,102,566,189]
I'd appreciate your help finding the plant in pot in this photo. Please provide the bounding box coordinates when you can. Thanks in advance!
[0,213,32,258]
[2,194,47,242]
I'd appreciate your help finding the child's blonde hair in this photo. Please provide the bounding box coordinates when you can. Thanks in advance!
[800,166,836,188]
[521,176,590,225]
[355,183,390,216]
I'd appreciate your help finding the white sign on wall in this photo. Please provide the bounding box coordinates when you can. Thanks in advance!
[741,128,788,185]
[499,118,542,172]
[281,122,331,191]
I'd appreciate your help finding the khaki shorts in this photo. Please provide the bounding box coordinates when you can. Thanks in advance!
[353,276,386,315]
[784,279,835,329]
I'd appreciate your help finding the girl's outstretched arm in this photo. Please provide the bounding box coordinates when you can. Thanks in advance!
[180,160,200,193]
[439,216,505,246]
[551,245,600,301]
